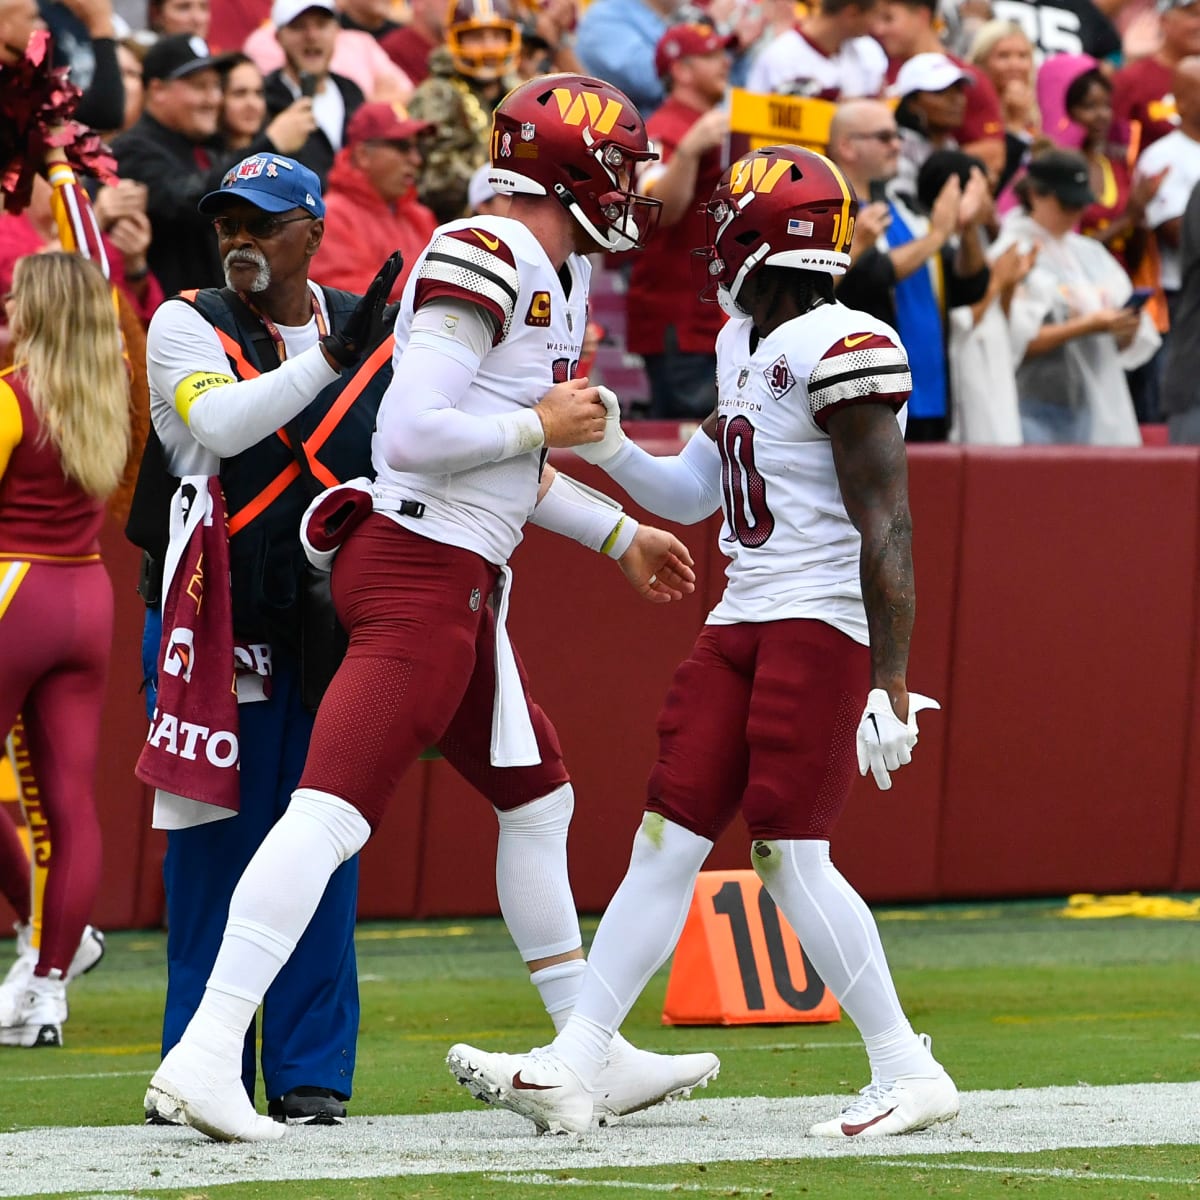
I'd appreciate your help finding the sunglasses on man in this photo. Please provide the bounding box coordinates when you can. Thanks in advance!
[212,213,317,240]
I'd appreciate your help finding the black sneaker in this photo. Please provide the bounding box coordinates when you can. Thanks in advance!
[267,1086,347,1125]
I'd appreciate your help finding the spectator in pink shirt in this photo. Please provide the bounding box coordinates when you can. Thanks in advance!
[243,0,414,103]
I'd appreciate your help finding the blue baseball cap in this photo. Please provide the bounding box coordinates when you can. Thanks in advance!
[198,154,326,218]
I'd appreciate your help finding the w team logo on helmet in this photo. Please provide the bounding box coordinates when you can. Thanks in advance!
[446,0,520,81]
[698,146,858,308]
[487,74,662,252]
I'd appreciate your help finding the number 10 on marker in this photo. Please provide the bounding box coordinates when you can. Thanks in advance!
[662,870,841,1026]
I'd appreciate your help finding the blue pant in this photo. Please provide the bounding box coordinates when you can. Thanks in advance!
[1019,399,1092,445]
[145,610,360,1103]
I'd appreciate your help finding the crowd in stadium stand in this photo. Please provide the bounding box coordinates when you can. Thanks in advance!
[2,0,1200,442]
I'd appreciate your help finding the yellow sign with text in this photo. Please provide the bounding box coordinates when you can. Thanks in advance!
[727,88,838,160]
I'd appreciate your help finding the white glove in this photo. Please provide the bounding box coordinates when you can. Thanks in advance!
[856,689,940,792]
[571,385,627,466]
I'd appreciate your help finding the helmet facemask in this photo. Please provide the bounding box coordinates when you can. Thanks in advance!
[555,135,662,252]
[446,0,520,81]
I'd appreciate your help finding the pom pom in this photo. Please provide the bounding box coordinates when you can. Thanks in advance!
[0,30,118,214]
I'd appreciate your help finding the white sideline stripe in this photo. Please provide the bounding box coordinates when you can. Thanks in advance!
[882,1160,1196,1185]
[488,1174,773,1193]
[707,1041,858,1052]
[1,1081,1198,1197]
[3,1070,148,1083]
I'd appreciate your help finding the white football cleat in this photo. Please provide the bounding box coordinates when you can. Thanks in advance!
[145,1040,285,1142]
[0,923,105,1026]
[67,925,106,980]
[809,1068,959,1138]
[593,1035,720,1125]
[0,975,66,1047]
[0,923,38,1026]
[447,1043,593,1135]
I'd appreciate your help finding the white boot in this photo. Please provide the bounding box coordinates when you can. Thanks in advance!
[145,1039,285,1143]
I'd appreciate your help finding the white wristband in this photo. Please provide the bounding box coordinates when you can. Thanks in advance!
[528,471,638,556]
[600,514,638,558]
[497,408,546,460]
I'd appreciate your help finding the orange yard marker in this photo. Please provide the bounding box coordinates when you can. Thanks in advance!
[662,870,840,1026]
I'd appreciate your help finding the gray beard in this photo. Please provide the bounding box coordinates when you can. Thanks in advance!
[223,249,271,293]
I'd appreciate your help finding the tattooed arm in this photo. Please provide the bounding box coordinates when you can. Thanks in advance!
[826,402,915,722]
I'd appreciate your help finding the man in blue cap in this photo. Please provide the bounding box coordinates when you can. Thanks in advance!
[134,151,401,1128]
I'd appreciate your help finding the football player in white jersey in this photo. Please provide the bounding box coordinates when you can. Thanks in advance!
[448,145,960,1139]
[143,74,722,1143]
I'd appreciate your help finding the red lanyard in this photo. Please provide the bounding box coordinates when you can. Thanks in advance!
[239,289,328,361]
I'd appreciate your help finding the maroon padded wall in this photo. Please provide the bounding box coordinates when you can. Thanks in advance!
[937,449,1199,897]
[5,444,1200,936]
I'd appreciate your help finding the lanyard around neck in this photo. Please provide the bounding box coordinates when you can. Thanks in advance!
[239,289,328,362]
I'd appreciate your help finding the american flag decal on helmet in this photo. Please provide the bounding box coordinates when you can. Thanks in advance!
[787,218,815,236]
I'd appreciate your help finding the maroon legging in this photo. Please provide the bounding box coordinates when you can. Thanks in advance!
[0,559,110,977]
[0,794,31,923]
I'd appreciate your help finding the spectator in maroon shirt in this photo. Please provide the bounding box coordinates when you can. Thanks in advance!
[1114,0,1200,152]
[627,22,731,418]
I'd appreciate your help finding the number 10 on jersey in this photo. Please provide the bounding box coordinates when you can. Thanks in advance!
[662,870,840,1025]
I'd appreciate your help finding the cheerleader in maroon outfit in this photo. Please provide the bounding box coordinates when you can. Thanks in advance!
[0,253,128,1046]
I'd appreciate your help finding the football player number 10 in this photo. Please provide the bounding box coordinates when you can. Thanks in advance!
[716,415,775,548]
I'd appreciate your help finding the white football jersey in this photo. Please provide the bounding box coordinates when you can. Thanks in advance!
[706,301,910,644]
[372,214,590,564]
[745,29,887,100]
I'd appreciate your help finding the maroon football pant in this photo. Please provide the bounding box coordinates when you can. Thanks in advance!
[0,796,31,922]
[300,517,569,829]
[0,560,110,976]
[647,619,869,842]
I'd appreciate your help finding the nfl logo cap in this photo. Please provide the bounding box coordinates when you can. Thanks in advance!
[198,154,327,217]
[142,33,234,83]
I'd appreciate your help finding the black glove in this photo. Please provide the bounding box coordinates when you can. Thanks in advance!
[320,250,404,368]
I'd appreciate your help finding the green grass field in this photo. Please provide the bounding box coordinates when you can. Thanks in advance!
[1,900,1198,1199]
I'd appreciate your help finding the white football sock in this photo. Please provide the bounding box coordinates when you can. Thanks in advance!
[753,838,935,1080]
[553,815,712,1085]
[529,958,585,1032]
[494,784,581,962]
[183,789,370,1054]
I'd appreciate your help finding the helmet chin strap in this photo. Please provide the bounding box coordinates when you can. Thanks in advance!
[723,243,771,313]
[716,284,751,320]
[552,182,638,252]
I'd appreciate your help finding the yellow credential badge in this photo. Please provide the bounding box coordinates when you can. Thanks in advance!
[174,371,236,424]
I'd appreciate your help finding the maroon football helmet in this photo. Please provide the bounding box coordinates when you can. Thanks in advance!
[699,145,858,312]
[446,0,520,81]
[488,74,661,252]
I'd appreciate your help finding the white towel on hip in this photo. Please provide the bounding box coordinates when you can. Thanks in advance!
[489,564,540,768]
